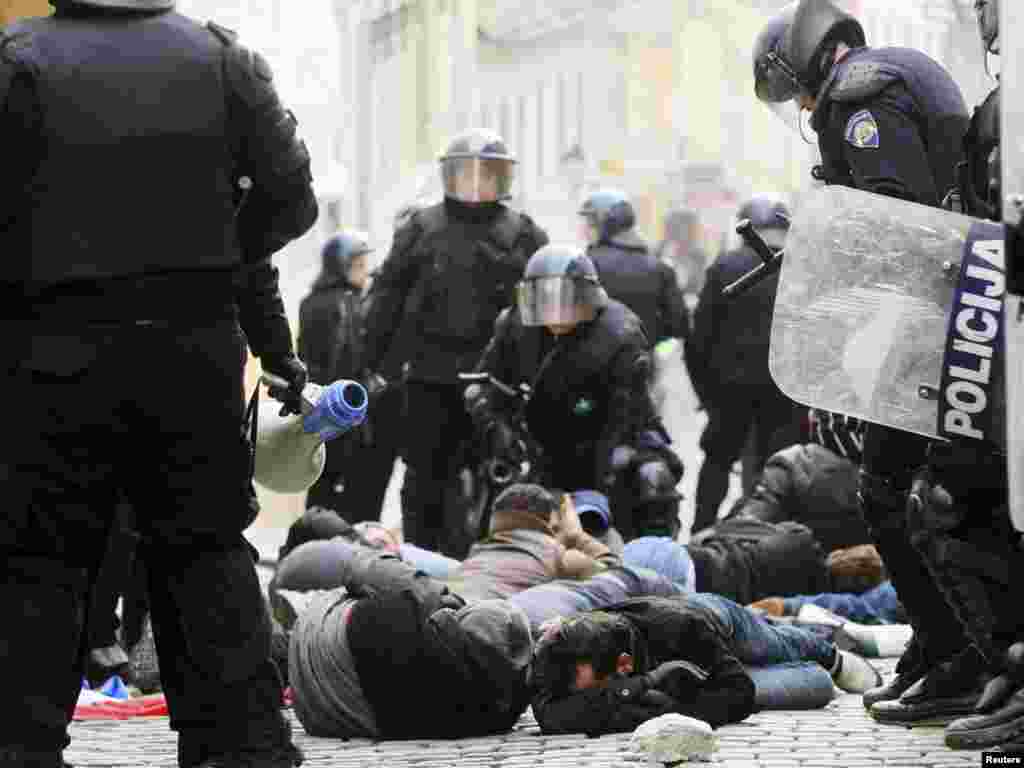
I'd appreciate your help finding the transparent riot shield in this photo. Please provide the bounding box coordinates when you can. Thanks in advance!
[1003,0,1024,532]
[771,186,1005,449]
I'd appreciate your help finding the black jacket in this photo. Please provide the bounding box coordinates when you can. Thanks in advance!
[478,299,658,486]
[811,46,968,207]
[1,5,315,356]
[298,278,364,385]
[588,237,689,346]
[687,517,831,606]
[725,443,871,554]
[531,596,756,735]
[361,199,548,384]
[686,244,781,406]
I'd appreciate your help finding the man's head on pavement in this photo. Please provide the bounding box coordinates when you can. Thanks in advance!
[534,612,638,694]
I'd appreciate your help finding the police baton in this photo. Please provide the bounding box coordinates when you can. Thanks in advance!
[723,218,786,298]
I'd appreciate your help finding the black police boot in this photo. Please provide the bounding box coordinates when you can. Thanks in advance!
[870,646,991,726]
[194,744,303,768]
[857,471,969,708]
[946,687,1024,750]
[0,749,66,768]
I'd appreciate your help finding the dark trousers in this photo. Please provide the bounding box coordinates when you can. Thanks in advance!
[2,323,289,764]
[304,384,403,524]
[694,386,805,533]
[399,380,474,556]
[859,424,968,672]
[86,503,140,652]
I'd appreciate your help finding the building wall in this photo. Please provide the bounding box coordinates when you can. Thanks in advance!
[345,0,992,258]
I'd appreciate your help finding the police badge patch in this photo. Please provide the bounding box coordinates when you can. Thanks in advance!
[844,109,880,149]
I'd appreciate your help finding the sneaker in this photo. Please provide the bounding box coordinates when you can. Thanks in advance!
[831,649,883,693]
[834,622,914,658]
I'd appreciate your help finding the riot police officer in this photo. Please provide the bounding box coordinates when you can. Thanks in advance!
[577,188,689,347]
[0,1,316,766]
[687,196,806,534]
[298,231,373,516]
[753,0,982,723]
[937,0,1024,752]
[465,245,684,541]
[360,130,549,555]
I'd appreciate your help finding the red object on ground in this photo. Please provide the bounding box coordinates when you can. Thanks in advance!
[73,694,169,720]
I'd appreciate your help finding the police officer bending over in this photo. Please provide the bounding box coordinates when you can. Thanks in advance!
[360,131,549,555]
[466,246,684,542]
[753,0,983,724]
[0,1,316,766]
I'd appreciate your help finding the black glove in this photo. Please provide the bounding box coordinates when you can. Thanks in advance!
[263,355,308,417]
[644,660,710,702]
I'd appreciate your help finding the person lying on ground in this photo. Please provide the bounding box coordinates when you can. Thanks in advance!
[271,484,621,614]
[622,522,886,606]
[750,579,907,626]
[720,410,872,554]
[530,593,883,736]
[285,540,683,740]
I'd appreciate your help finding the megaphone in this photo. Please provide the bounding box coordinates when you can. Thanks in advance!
[254,376,368,494]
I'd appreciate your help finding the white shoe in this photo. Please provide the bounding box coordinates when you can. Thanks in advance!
[832,649,884,693]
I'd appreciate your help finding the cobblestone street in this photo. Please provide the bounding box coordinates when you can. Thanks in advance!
[66,658,1011,768]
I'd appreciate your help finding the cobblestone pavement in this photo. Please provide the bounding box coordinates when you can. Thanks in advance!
[66,657,1008,768]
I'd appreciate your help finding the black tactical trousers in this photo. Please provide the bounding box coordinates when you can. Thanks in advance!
[694,385,806,534]
[1,323,290,765]
[400,379,474,556]
[860,424,968,672]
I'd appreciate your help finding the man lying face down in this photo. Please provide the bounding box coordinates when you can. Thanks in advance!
[531,594,883,736]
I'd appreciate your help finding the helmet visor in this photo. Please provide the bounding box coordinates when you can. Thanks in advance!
[517,276,604,327]
[755,50,801,104]
[441,157,516,203]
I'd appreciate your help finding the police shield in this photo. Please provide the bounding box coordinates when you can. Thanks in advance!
[770,186,1005,449]
[1002,0,1024,532]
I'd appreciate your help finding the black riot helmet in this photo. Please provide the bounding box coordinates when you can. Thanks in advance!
[578,188,637,246]
[754,0,865,104]
[975,0,999,54]
[517,245,608,328]
[319,230,373,281]
[439,129,517,204]
[737,196,792,251]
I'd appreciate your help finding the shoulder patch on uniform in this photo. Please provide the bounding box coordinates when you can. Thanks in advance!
[844,109,880,149]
